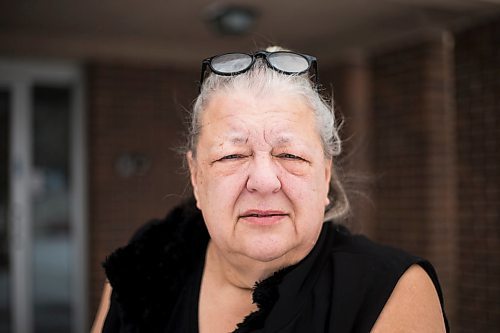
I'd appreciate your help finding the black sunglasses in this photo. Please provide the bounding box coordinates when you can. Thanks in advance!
[199,50,318,91]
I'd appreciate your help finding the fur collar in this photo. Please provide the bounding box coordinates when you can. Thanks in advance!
[103,197,297,332]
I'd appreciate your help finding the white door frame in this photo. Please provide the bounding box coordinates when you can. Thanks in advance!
[0,59,87,333]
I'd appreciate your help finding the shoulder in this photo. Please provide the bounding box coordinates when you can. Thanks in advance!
[372,264,447,332]
[328,224,422,282]
[323,223,448,332]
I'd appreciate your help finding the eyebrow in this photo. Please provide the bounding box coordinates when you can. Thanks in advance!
[266,131,300,146]
[216,132,303,147]
[274,135,293,145]
[219,132,249,146]
[229,135,248,145]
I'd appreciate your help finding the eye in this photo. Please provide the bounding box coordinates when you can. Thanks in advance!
[218,154,246,161]
[277,153,305,161]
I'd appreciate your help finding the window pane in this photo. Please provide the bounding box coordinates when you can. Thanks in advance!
[0,88,11,333]
[31,86,72,333]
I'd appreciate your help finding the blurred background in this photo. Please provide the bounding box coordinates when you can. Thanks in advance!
[0,0,499,332]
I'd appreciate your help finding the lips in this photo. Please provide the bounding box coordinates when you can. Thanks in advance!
[241,210,287,217]
[239,210,288,225]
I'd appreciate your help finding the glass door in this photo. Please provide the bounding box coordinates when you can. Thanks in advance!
[0,61,87,333]
[32,85,73,332]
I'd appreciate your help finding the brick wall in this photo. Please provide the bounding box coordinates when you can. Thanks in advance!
[86,63,197,319]
[320,61,375,235]
[455,18,500,332]
[369,39,457,325]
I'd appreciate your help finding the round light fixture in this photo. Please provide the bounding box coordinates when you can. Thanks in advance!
[205,4,259,36]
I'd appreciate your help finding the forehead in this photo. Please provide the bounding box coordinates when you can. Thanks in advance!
[199,90,318,140]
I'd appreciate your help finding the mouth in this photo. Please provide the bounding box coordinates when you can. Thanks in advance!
[239,210,288,225]
[240,210,287,217]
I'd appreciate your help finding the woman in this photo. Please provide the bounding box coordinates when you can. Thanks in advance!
[92,47,449,332]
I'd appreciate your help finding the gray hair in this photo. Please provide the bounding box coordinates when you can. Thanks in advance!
[186,48,349,220]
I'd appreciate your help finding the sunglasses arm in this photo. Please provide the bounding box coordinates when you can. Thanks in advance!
[199,61,210,92]
[312,61,319,85]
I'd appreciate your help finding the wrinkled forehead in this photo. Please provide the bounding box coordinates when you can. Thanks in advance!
[201,88,312,121]
[197,90,321,145]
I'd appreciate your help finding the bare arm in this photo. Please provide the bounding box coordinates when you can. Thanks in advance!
[371,264,446,332]
[91,282,112,333]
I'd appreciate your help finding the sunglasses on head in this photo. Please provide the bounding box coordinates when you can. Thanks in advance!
[199,50,318,91]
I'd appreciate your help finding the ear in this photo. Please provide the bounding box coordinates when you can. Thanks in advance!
[324,158,332,206]
[186,151,201,208]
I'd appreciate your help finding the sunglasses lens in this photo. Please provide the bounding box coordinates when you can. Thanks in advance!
[268,52,309,73]
[211,53,253,74]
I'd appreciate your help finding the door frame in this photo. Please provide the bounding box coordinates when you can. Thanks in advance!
[0,59,87,333]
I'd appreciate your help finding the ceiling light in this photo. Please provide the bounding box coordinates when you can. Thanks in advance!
[205,4,259,36]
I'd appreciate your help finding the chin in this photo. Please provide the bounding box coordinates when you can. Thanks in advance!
[239,240,296,263]
[245,251,287,263]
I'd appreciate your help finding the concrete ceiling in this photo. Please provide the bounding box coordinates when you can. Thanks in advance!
[0,0,499,66]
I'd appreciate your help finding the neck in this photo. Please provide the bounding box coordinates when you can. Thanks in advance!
[205,240,301,290]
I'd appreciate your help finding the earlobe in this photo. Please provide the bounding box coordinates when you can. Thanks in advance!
[325,159,332,183]
[325,159,332,207]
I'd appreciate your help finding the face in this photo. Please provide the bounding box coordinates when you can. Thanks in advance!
[187,89,332,265]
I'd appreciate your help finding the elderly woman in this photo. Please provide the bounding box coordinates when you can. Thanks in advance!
[92,47,448,332]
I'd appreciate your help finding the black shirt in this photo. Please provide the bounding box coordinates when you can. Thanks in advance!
[103,199,449,332]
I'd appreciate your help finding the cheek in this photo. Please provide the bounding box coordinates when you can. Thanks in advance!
[279,160,310,177]
[280,174,316,208]
[281,169,328,200]
[198,168,247,209]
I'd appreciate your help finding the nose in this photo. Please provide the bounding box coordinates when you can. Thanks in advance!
[246,154,281,194]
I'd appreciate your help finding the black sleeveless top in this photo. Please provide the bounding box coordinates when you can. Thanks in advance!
[102,199,449,332]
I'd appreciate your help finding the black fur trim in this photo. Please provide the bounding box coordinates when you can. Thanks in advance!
[103,197,209,330]
[234,266,296,332]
